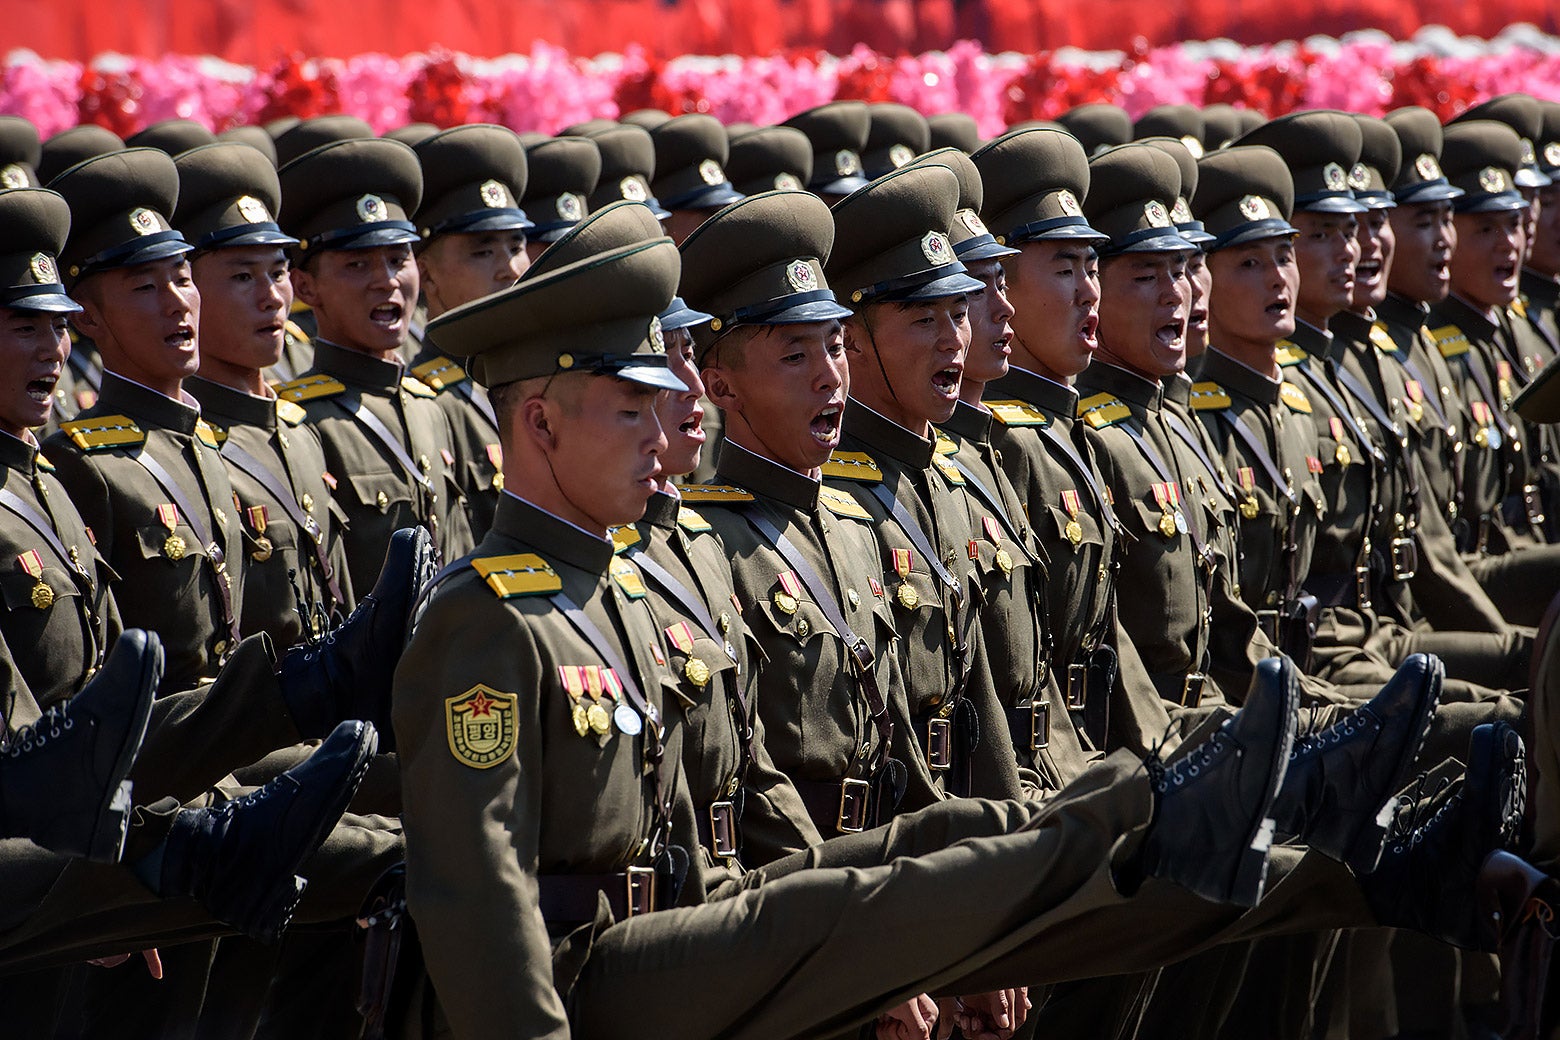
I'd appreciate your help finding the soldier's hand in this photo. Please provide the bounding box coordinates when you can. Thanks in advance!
[935,987,1030,1040]
[86,948,163,979]
[876,992,939,1040]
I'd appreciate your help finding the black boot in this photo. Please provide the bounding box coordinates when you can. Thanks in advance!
[1362,721,1527,948]
[1140,655,1298,908]
[1272,652,1442,874]
[154,719,377,944]
[276,527,436,750]
[0,630,161,862]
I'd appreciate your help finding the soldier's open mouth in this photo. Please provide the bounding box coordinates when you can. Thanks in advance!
[1156,321,1184,347]
[25,375,57,402]
[370,304,403,327]
[678,405,705,441]
[1266,298,1290,317]
[1355,259,1381,285]
[810,404,842,441]
[1079,313,1099,345]
[931,366,962,396]
[166,325,195,348]
[1188,307,1208,332]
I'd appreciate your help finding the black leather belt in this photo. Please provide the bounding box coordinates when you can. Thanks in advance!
[793,777,876,835]
[538,869,662,924]
[1004,701,1050,752]
[695,798,740,860]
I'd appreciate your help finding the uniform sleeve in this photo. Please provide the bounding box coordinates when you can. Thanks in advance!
[1406,467,1509,634]
[392,586,570,1040]
[430,406,476,562]
[736,706,825,866]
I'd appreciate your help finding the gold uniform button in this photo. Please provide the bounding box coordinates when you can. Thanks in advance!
[375,491,389,509]
[301,493,314,513]
[796,618,811,638]
[847,589,860,609]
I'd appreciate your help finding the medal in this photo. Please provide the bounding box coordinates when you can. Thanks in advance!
[995,548,1013,575]
[1335,443,1351,466]
[891,547,919,608]
[571,701,591,736]
[17,550,51,609]
[1152,483,1178,539]
[1061,490,1084,547]
[774,591,799,614]
[1064,519,1083,545]
[252,536,273,563]
[247,505,273,562]
[157,504,186,560]
[586,702,612,734]
[1240,497,1260,520]
[774,570,802,614]
[614,702,643,736]
[684,657,711,687]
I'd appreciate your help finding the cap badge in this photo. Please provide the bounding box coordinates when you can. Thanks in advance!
[1056,190,1081,216]
[961,211,990,236]
[889,144,915,169]
[355,194,386,223]
[28,253,57,284]
[786,259,818,292]
[1521,139,1537,166]
[0,164,27,189]
[1180,136,1205,159]
[1239,195,1270,220]
[128,207,160,236]
[1546,143,1560,168]
[556,193,584,221]
[479,180,509,208]
[1415,154,1441,181]
[835,150,862,177]
[648,315,665,353]
[921,231,951,266]
[235,195,271,223]
[1144,200,1171,228]
[1478,166,1506,193]
[698,159,725,186]
[620,176,647,202]
[1323,162,1347,191]
[1171,198,1192,222]
[774,172,803,191]
[1348,164,1370,190]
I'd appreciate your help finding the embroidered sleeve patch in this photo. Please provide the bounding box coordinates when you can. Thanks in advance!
[445,685,518,768]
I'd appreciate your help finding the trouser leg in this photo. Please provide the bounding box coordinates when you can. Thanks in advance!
[1466,544,1560,627]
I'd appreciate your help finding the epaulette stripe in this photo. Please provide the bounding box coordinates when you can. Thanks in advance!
[817,486,873,519]
[470,553,562,598]
[820,451,883,482]
[60,415,145,451]
[411,356,468,392]
[1189,382,1232,411]
[677,484,757,503]
[1078,392,1130,429]
[273,374,346,403]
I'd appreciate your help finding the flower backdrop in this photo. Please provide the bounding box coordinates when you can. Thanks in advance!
[4,25,1560,141]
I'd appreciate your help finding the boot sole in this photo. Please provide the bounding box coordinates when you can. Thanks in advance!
[1340,659,1443,876]
[1228,669,1299,908]
[85,635,161,864]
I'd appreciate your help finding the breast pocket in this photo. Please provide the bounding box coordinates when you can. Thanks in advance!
[347,472,412,516]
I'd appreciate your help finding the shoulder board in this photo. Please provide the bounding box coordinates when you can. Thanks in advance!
[677,483,756,504]
[275,399,307,426]
[1429,324,1470,359]
[35,454,54,472]
[194,419,221,448]
[1078,392,1130,429]
[410,356,468,393]
[986,400,1048,426]
[933,432,958,456]
[1189,382,1232,411]
[274,374,346,403]
[400,376,436,399]
[1510,298,1529,320]
[821,451,883,483]
[676,505,712,532]
[933,456,966,485]
[1279,381,1313,414]
[60,415,145,452]
[609,525,641,555]
[470,553,562,598]
[817,485,873,520]
[1274,342,1306,367]
[1368,322,1398,354]
[283,318,311,344]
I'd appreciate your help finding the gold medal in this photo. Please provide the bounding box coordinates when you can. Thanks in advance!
[251,535,273,563]
[995,548,1013,575]
[586,702,612,735]
[164,534,187,560]
[1159,510,1177,538]
[30,581,53,609]
[157,504,185,560]
[1405,400,1424,423]
[1474,427,1490,448]
[571,701,591,736]
[1240,496,1260,520]
[1064,519,1083,547]
[1335,443,1351,466]
[684,657,711,687]
[774,591,798,615]
[897,582,920,609]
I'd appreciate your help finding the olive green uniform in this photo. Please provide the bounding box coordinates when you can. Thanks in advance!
[187,375,354,646]
[43,372,245,694]
[276,339,474,595]
[408,337,504,542]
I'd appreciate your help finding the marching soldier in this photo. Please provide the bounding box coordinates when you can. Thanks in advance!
[782,101,873,203]
[520,134,601,262]
[648,114,744,244]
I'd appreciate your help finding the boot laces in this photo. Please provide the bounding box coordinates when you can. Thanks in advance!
[4,703,75,756]
[1150,732,1229,790]
[1291,707,1376,759]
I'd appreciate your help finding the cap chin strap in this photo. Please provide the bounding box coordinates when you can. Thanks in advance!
[857,306,904,412]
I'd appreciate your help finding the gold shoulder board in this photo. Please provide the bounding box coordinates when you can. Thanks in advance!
[1078,392,1130,429]
[274,374,346,403]
[610,526,642,554]
[275,399,307,426]
[677,483,757,503]
[1368,323,1398,354]
[1430,324,1469,359]
[1279,381,1313,414]
[1189,382,1232,411]
[933,432,958,455]
[1274,342,1306,367]
[35,454,54,471]
[1510,298,1529,319]
[283,318,312,344]
[400,376,436,399]
[986,400,1048,426]
[676,505,712,532]
[411,356,468,392]
[818,485,873,520]
[934,456,966,485]
[60,415,145,452]
[471,553,562,598]
[195,419,221,448]
[820,451,883,482]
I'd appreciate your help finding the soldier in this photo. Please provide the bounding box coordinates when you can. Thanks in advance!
[1520,101,1560,354]
[724,124,814,197]
[173,142,354,645]
[927,112,982,154]
[648,114,745,244]
[1132,104,1207,158]
[862,103,930,180]
[1055,103,1132,157]
[38,124,121,186]
[783,101,873,204]
[393,207,1317,1040]
[519,134,601,262]
[409,124,533,540]
[276,137,474,595]
[125,118,217,157]
[569,122,673,219]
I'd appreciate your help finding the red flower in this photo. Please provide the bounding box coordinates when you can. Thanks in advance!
[255,54,341,124]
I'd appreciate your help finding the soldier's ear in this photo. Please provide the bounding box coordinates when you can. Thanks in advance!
[290,264,321,309]
[702,365,740,413]
[519,394,558,452]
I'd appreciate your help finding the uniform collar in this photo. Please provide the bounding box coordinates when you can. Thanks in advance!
[312,339,405,393]
[97,370,201,435]
[1378,292,1430,331]
[0,429,38,474]
[938,399,992,444]
[1079,359,1162,410]
[1287,319,1338,363]
[842,397,934,469]
[186,375,278,431]
[716,439,820,513]
[1435,294,1498,340]
[491,490,615,574]
[1521,268,1560,310]
[1329,309,1376,346]
[987,364,1079,424]
[1202,348,1282,406]
[1162,371,1193,408]
[642,488,681,531]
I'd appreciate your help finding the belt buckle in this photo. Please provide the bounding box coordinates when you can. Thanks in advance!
[1180,672,1206,707]
[1030,701,1050,751]
[1065,663,1087,711]
[836,777,871,834]
[1354,564,1372,611]
[625,866,657,918]
[708,800,737,859]
[1256,609,1279,644]
[1524,484,1547,527]
[926,717,952,771]
[1390,536,1418,581]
